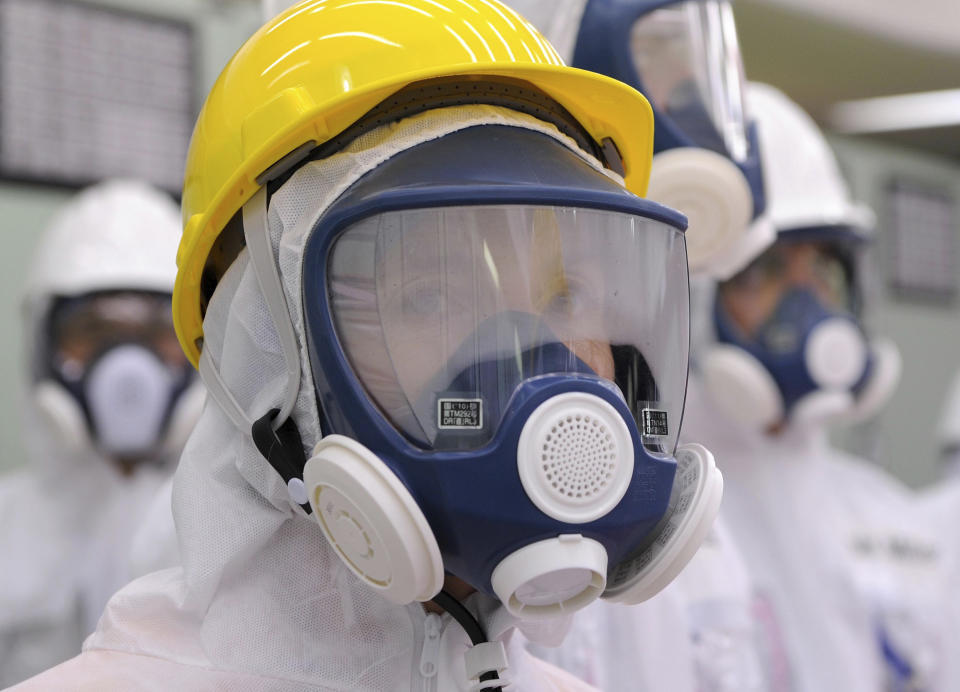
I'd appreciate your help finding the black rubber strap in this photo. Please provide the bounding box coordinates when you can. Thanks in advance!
[251,408,311,514]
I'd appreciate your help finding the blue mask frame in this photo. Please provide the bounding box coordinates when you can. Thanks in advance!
[301,125,690,594]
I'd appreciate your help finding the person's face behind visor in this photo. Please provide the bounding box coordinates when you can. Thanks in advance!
[329,204,689,455]
[377,207,615,387]
[718,239,855,338]
[50,291,187,380]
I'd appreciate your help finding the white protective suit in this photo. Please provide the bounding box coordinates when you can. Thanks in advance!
[686,83,948,692]
[932,371,960,481]
[9,107,608,692]
[0,181,199,687]
[529,515,767,692]
[684,384,946,692]
[918,371,960,690]
[529,588,696,692]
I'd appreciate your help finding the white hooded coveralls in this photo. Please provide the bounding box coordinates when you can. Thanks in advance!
[683,380,947,692]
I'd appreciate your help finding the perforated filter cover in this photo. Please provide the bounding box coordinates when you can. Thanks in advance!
[517,392,634,524]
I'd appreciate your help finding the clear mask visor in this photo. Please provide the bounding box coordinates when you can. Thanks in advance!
[718,237,860,338]
[48,291,190,383]
[630,0,749,161]
[328,205,690,455]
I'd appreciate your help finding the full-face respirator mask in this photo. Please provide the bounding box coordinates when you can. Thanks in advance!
[702,230,901,430]
[220,119,722,621]
[31,291,201,466]
[301,127,722,617]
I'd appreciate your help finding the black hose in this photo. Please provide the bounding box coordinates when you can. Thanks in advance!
[431,590,503,691]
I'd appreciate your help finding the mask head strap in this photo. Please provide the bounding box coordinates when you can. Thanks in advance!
[196,186,313,511]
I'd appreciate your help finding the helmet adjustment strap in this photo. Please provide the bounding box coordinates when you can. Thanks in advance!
[265,76,625,191]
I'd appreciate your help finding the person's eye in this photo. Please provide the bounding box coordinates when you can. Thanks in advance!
[546,280,596,318]
[546,288,574,315]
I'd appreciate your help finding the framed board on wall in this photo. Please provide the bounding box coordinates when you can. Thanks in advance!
[886,177,958,303]
[0,0,195,194]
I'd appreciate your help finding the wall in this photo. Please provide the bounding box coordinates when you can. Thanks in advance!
[753,0,958,53]
[830,135,960,488]
[0,0,261,474]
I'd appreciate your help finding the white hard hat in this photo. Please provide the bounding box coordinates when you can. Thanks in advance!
[25,179,181,302]
[747,82,875,237]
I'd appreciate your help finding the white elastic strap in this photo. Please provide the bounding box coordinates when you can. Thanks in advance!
[199,347,253,431]
[243,187,303,429]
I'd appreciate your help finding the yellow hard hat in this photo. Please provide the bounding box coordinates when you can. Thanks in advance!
[174,0,655,367]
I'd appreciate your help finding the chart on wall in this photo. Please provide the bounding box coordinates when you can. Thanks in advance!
[0,0,194,193]
[887,177,958,303]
